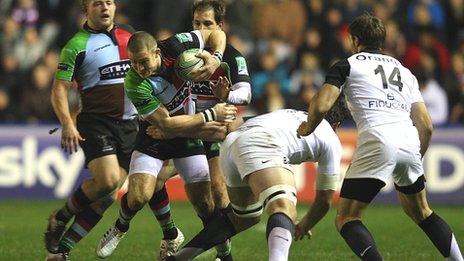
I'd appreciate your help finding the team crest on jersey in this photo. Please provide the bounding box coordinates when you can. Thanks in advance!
[236,57,248,75]
[99,61,131,80]
[58,63,70,71]
[175,33,193,43]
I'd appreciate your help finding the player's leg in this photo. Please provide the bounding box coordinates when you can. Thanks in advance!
[205,141,233,261]
[168,182,260,260]
[150,161,180,242]
[45,115,129,254]
[397,177,463,260]
[96,151,163,258]
[245,167,298,261]
[336,178,384,261]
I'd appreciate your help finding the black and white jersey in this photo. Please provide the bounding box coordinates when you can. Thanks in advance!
[326,49,423,133]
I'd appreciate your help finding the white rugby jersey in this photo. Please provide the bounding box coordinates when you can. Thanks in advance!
[238,109,335,164]
[326,49,424,133]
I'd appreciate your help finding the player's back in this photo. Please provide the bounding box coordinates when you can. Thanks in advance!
[341,50,423,133]
[238,109,335,164]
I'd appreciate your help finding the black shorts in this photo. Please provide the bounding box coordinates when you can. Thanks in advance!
[134,121,205,160]
[77,113,138,172]
[203,141,221,160]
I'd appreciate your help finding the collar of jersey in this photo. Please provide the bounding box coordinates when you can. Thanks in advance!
[83,21,117,35]
[361,48,383,54]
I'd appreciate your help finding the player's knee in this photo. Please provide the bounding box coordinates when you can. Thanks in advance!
[335,214,361,232]
[403,205,433,224]
[191,196,215,217]
[258,184,297,221]
[95,171,123,195]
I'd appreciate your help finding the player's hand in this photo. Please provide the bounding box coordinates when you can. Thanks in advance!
[146,126,172,140]
[297,121,312,138]
[210,76,230,102]
[294,218,313,241]
[190,51,220,81]
[61,123,84,154]
[212,103,237,123]
[201,121,228,141]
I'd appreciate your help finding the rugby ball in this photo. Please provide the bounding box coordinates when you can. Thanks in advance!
[175,48,205,81]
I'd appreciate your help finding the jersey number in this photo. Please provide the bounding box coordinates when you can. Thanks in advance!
[374,65,403,91]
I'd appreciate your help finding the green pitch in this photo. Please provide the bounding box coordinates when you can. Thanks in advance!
[1,200,462,260]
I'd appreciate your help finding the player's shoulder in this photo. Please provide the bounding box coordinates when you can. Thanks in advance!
[124,68,145,90]
[62,29,91,52]
[114,23,136,33]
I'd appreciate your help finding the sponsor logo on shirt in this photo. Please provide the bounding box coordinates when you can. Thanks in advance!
[175,33,193,43]
[99,61,131,80]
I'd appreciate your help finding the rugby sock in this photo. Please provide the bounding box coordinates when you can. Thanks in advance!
[199,211,233,258]
[266,213,294,261]
[148,185,178,240]
[58,207,102,253]
[340,220,382,261]
[115,193,140,233]
[56,185,92,223]
[171,212,237,260]
[418,212,463,260]
[215,205,233,260]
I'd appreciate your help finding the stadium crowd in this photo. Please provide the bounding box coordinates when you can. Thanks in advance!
[0,0,463,126]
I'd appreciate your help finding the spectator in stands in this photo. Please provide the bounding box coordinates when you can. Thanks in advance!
[21,63,55,122]
[417,68,449,126]
[448,53,464,125]
[407,0,445,39]
[288,72,317,111]
[384,19,407,59]
[251,49,290,99]
[0,87,17,122]
[289,51,324,95]
[403,26,450,80]
[13,27,48,71]
[11,0,39,27]
[444,0,464,50]
[0,17,21,56]
[253,81,287,114]
[252,0,306,48]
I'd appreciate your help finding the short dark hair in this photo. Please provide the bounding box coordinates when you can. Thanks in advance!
[192,0,226,23]
[349,13,386,49]
[127,31,157,53]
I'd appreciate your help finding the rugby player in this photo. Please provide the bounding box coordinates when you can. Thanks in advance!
[96,30,237,260]
[153,1,252,259]
[45,1,137,260]
[155,109,342,261]
[297,14,463,260]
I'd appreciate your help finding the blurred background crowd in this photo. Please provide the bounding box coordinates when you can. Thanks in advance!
[0,0,463,127]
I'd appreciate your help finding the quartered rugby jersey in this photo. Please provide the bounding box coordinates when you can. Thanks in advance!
[125,31,206,118]
[239,109,334,164]
[55,23,137,120]
[326,49,424,133]
[189,44,251,112]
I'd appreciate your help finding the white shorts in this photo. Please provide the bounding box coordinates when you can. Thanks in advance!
[220,127,294,188]
[345,123,424,186]
[129,150,210,184]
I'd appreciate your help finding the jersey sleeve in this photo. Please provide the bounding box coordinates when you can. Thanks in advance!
[411,75,424,103]
[158,31,205,60]
[325,59,350,88]
[124,69,162,117]
[222,44,251,85]
[55,32,88,82]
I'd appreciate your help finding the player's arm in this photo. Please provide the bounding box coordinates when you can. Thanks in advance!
[297,83,341,137]
[189,29,226,81]
[211,46,252,104]
[298,59,349,137]
[51,79,85,153]
[147,121,228,141]
[410,102,433,157]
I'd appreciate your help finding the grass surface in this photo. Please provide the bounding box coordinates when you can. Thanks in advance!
[0,200,462,260]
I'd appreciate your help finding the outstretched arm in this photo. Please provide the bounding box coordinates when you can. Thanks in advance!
[297,83,341,137]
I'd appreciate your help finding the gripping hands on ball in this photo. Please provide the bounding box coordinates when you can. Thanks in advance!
[189,50,221,81]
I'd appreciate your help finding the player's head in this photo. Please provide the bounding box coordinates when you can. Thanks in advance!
[82,0,116,31]
[192,0,226,30]
[349,13,386,53]
[127,31,161,78]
